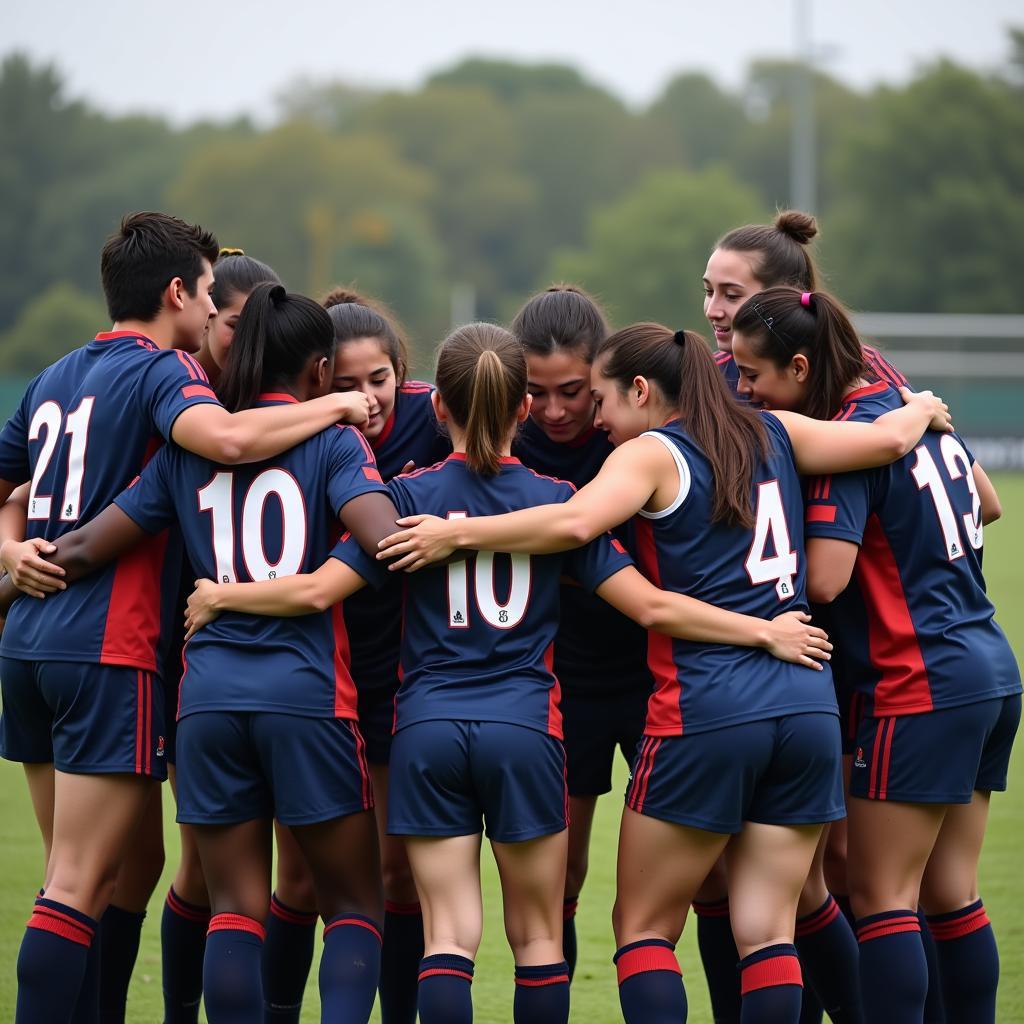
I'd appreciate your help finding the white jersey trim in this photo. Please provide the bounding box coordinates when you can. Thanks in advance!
[638,430,692,520]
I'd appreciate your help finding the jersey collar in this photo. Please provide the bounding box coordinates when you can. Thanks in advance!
[447,452,521,467]
[843,380,891,402]
[95,330,157,344]
[257,391,299,404]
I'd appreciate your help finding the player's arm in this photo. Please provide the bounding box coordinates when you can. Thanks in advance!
[376,437,667,571]
[772,388,953,476]
[0,484,67,598]
[184,559,368,639]
[972,462,1001,525]
[170,392,370,465]
[0,504,149,615]
[595,566,832,669]
[804,537,859,605]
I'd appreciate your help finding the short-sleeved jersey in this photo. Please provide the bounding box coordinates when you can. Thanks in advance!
[634,414,838,736]
[341,454,632,739]
[0,332,220,671]
[114,394,390,719]
[343,382,451,693]
[804,382,1020,716]
[717,344,908,399]
[512,416,652,697]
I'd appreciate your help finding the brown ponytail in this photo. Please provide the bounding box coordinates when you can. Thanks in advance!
[715,209,819,290]
[597,324,768,528]
[732,287,865,420]
[434,323,527,475]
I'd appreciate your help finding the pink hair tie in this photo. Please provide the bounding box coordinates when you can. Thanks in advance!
[800,292,813,308]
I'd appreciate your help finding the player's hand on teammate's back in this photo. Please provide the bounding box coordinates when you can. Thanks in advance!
[0,538,66,598]
[377,514,454,572]
[765,611,832,670]
[334,391,371,430]
[184,578,222,640]
[899,387,953,433]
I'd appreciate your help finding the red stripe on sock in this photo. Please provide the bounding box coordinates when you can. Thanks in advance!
[269,897,318,926]
[692,898,730,919]
[323,916,382,943]
[796,896,840,937]
[166,889,210,923]
[516,974,570,987]
[857,916,920,943]
[928,907,991,942]
[384,900,422,916]
[615,944,681,985]
[419,967,474,983]
[208,913,266,941]
[26,907,95,947]
[740,954,803,995]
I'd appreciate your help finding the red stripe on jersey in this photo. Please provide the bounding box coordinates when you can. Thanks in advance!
[347,426,376,463]
[95,330,155,345]
[854,515,933,715]
[806,505,837,524]
[878,716,896,800]
[633,518,683,734]
[401,380,434,393]
[257,392,298,403]
[371,408,396,449]
[713,351,731,364]
[843,380,890,403]
[863,348,908,389]
[100,530,169,671]
[331,603,357,718]
[181,352,209,382]
[175,350,199,380]
[544,642,563,739]
[348,720,373,811]
[362,466,383,483]
[182,384,217,401]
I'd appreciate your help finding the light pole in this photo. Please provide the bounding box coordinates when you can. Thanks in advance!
[791,0,816,212]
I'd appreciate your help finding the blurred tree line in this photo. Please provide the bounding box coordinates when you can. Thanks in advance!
[1,31,1022,375]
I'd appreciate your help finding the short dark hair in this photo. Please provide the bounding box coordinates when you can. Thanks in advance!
[100,211,219,322]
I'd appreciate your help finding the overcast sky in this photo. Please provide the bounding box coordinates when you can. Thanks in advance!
[7,0,1020,123]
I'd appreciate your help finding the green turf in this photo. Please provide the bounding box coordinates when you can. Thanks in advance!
[2,477,1023,1022]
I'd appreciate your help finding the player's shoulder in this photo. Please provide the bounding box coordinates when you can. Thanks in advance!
[834,380,898,424]
[509,459,576,500]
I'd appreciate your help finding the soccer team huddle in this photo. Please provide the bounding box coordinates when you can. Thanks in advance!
[0,208,1017,1024]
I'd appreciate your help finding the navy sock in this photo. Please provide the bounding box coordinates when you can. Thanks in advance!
[97,904,146,1023]
[739,943,803,1023]
[795,895,863,1023]
[161,886,210,1024]
[261,893,317,1022]
[927,900,998,1024]
[918,909,947,1023]
[856,910,927,1023]
[514,962,570,1023]
[16,897,97,1024]
[380,900,424,1024]
[694,899,740,1023]
[70,923,102,1024]
[203,913,265,1024]
[614,938,687,1023]
[562,898,579,982]
[836,894,857,928]
[798,984,824,1024]
[320,914,382,1023]
[418,953,474,1024]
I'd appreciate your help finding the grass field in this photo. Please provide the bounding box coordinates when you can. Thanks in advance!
[2,477,1023,1022]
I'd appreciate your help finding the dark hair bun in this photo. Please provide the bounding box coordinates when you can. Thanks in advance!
[774,210,818,246]
[322,286,369,310]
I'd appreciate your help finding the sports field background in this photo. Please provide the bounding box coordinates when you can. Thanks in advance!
[1,477,1022,1023]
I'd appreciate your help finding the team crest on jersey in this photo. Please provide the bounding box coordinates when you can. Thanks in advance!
[854,747,866,768]
[156,736,165,758]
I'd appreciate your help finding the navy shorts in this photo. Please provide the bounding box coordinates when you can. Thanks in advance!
[561,687,647,797]
[0,657,166,779]
[175,712,373,826]
[839,687,867,757]
[357,684,397,766]
[849,694,1021,804]
[387,720,568,843]
[626,713,845,833]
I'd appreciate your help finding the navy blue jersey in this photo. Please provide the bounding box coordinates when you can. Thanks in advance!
[634,415,837,736]
[512,416,652,697]
[804,382,1020,717]
[114,394,389,719]
[343,382,451,693]
[0,332,219,671]
[338,454,632,738]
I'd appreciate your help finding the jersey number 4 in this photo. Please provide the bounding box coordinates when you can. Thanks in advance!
[446,511,531,629]
[27,398,95,522]
[910,436,982,560]
[745,480,797,601]
[198,469,307,583]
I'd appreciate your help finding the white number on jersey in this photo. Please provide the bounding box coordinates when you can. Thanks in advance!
[446,511,531,629]
[198,469,308,583]
[910,436,983,560]
[745,479,798,601]
[27,397,96,522]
